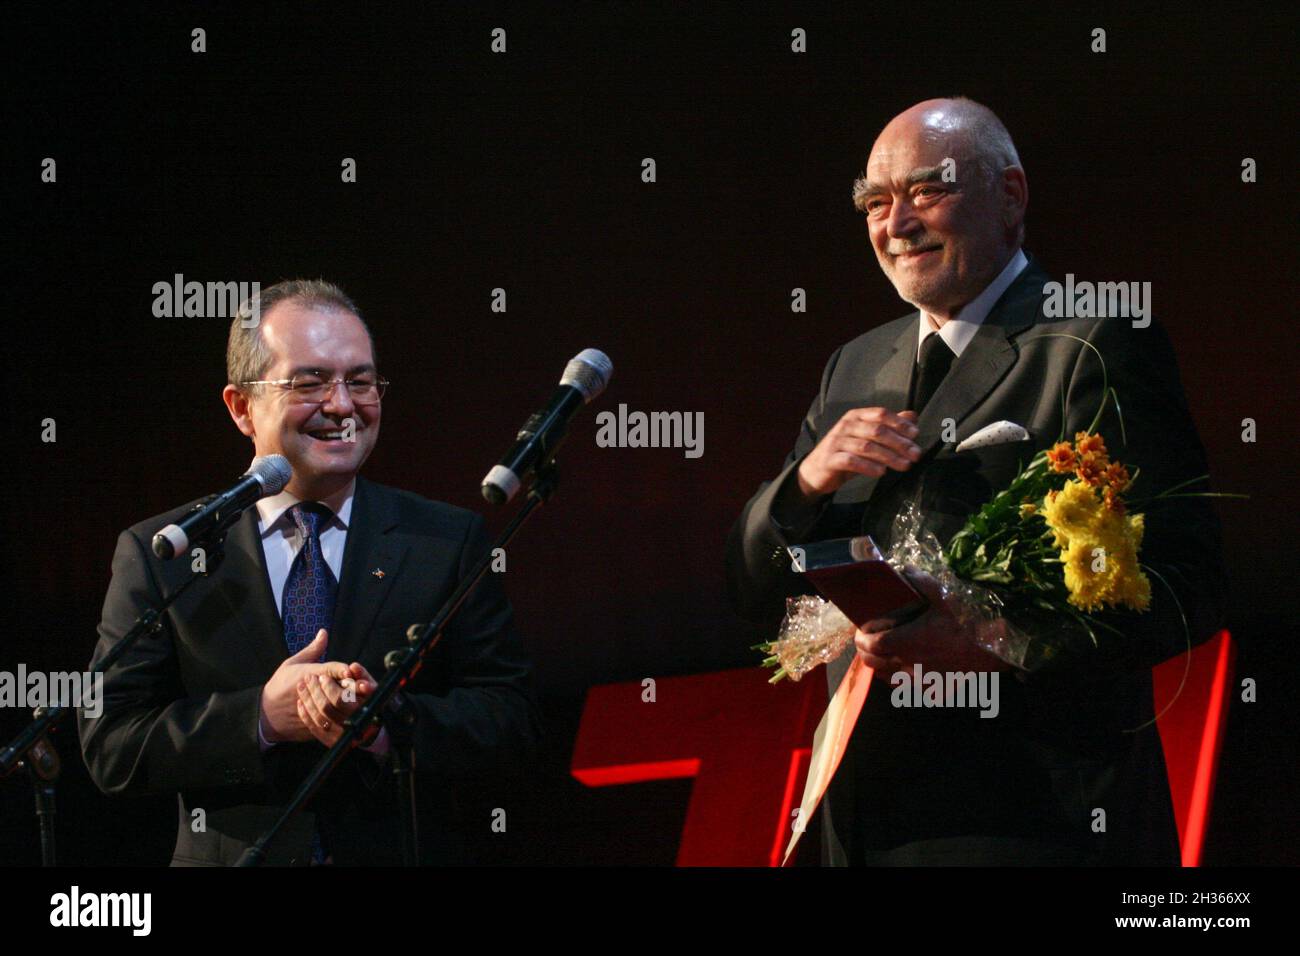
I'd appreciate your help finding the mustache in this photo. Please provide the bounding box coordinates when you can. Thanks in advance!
[886,240,942,256]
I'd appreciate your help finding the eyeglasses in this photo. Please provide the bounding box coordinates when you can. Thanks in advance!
[242,374,390,405]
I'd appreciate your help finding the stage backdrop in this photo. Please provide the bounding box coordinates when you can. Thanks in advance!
[6,4,1296,865]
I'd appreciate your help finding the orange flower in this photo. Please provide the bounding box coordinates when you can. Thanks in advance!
[1103,461,1131,492]
[1075,431,1108,462]
[1077,455,1106,487]
[1103,484,1127,513]
[1046,442,1076,473]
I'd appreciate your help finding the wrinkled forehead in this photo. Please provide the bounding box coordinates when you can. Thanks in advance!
[866,122,966,185]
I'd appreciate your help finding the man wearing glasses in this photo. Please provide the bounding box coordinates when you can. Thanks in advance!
[80,279,540,865]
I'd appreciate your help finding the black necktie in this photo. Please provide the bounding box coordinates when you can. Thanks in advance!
[909,333,956,413]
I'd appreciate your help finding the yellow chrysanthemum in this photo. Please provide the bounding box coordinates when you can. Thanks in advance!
[1061,538,1107,612]
[1109,553,1147,608]
[1054,497,1151,613]
[1042,478,1102,538]
[1127,511,1144,548]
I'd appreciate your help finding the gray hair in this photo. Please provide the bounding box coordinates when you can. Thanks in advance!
[227,279,376,392]
[946,96,1021,185]
[948,97,1025,246]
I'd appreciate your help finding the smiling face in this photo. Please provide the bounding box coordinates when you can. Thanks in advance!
[223,301,380,500]
[857,100,1025,320]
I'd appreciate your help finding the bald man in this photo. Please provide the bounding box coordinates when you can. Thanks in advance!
[726,98,1226,865]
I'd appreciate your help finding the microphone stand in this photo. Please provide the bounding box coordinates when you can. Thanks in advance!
[0,510,235,866]
[237,461,560,867]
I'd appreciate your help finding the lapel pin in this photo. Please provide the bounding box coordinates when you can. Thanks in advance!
[371,568,386,579]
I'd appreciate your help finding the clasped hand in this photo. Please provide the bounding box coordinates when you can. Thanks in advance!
[853,568,1012,679]
[259,629,380,747]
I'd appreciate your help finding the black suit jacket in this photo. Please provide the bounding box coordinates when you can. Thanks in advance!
[726,256,1228,865]
[79,475,541,866]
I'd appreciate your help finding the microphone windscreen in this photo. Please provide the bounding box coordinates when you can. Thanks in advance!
[248,454,292,495]
[561,349,613,402]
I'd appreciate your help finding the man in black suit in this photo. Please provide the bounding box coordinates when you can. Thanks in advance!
[79,279,540,865]
[726,98,1227,865]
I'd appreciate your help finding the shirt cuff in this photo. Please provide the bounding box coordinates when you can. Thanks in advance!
[257,713,275,751]
[363,727,391,757]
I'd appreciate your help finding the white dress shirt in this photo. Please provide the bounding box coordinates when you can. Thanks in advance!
[253,477,388,755]
[917,248,1029,360]
[257,480,354,609]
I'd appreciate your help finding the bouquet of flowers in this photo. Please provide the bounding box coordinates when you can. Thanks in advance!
[761,335,1244,864]
[760,335,1242,683]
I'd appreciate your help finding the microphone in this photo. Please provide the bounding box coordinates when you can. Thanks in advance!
[481,349,613,504]
[152,455,293,559]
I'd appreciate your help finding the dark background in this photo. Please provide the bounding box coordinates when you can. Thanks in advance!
[4,2,1296,865]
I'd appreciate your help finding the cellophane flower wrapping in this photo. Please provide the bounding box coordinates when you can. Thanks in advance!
[885,500,1036,672]
[771,501,1041,681]
[770,596,857,681]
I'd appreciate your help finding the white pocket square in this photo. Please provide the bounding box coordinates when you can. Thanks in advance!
[955,420,1031,453]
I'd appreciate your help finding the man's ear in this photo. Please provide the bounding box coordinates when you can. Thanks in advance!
[222,384,257,440]
[1000,165,1028,233]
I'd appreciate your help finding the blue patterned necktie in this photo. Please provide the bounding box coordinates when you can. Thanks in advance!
[282,502,338,656]
[281,501,337,865]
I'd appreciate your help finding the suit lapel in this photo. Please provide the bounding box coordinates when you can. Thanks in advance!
[213,476,412,674]
[876,320,919,419]
[329,477,411,665]
[857,260,1049,518]
[826,321,917,508]
[216,506,292,678]
[912,288,1039,453]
